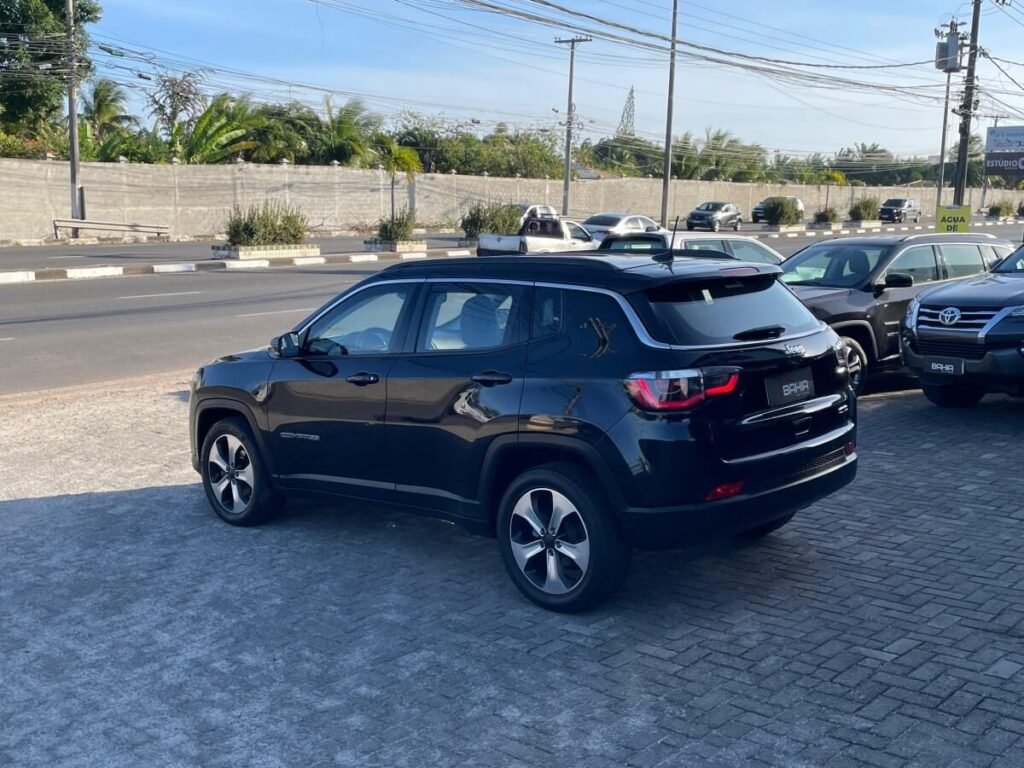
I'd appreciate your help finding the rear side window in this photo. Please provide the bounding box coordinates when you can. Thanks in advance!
[644,277,820,346]
[728,239,780,265]
[939,244,986,279]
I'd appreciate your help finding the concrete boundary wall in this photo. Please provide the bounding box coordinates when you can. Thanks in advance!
[0,158,1017,242]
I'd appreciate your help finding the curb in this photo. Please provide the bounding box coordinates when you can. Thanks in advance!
[0,248,478,285]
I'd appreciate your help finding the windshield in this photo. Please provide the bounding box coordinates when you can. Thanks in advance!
[696,202,725,211]
[993,245,1024,274]
[781,243,889,287]
[583,215,622,227]
[882,199,905,207]
[645,276,820,345]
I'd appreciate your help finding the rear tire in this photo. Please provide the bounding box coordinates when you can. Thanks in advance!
[841,336,868,396]
[738,512,795,539]
[496,463,630,613]
[922,383,985,408]
[200,417,278,526]
[712,220,721,232]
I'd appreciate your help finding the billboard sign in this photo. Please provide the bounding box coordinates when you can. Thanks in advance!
[985,126,1024,152]
[984,151,1024,178]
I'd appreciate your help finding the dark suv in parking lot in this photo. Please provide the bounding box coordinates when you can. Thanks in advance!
[904,244,1024,407]
[879,198,922,224]
[781,233,1015,393]
[190,254,857,611]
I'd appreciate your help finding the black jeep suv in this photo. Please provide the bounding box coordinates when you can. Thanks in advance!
[190,254,857,611]
[781,234,1015,393]
[903,245,1024,407]
[879,198,921,224]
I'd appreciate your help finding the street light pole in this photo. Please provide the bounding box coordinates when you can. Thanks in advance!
[556,36,590,216]
[65,0,82,225]
[659,0,679,227]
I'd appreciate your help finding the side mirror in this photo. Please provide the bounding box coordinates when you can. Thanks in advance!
[270,331,301,358]
[645,224,659,232]
[884,272,914,289]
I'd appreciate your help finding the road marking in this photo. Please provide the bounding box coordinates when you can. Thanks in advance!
[153,263,197,273]
[48,254,86,260]
[350,253,379,262]
[236,307,317,318]
[66,266,123,279]
[0,337,14,342]
[224,259,270,269]
[117,291,202,300]
[0,271,35,284]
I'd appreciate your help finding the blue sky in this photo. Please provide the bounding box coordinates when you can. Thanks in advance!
[92,0,1024,158]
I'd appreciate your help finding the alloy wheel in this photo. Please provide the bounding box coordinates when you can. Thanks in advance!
[207,434,255,515]
[508,488,590,595]
[846,345,864,391]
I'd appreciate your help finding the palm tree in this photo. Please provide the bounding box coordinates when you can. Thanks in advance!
[309,98,375,166]
[170,95,258,164]
[370,132,423,218]
[82,79,136,143]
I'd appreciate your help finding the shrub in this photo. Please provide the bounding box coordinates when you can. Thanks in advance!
[813,207,839,224]
[1017,201,1024,218]
[849,197,880,222]
[989,199,1015,218]
[763,197,801,226]
[377,207,416,241]
[225,202,307,246]
[459,201,522,238]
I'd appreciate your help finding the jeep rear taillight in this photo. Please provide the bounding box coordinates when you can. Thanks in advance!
[625,367,740,411]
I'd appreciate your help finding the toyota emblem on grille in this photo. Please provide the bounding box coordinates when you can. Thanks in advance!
[784,344,806,357]
[938,307,962,326]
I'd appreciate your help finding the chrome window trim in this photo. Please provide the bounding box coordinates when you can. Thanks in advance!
[299,274,826,353]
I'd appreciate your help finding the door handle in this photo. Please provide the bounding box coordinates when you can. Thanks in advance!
[345,372,380,386]
[471,371,513,386]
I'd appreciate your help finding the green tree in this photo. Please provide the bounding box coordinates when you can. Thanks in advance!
[169,94,257,164]
[308,98,375,166]
[370,132,422,218]
[0,0,102,129]
[82,78,135,143]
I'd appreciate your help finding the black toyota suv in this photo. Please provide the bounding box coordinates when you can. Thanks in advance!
[903,244,1024,407]
[190,254,857,612]
[781,234,1015,393]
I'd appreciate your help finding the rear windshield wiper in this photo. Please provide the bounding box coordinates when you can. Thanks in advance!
[733,324,786,341]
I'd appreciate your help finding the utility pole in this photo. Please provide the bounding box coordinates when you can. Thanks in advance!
[65,0,82,225]
[660,0,679,227]
[953,0,983,206]
[935,19,962,206]
[556,36,590,216]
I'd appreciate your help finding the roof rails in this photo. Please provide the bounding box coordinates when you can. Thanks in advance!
[903,232,997,241]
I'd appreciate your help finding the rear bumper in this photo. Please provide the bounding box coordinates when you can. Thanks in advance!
[904,342,1024,391]
[621,452,857,550]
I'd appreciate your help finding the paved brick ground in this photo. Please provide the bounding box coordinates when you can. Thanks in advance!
[2,379,1024,767]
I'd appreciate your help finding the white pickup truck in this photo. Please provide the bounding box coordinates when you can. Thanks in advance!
[477,217,598,256]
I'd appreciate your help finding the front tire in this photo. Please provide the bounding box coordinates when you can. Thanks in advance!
[922,383,985,408]
[841,336,868,396]
[712,220,721,232]
[733,218,742,231]
[686,223,694,231]
[200,417,278,526]
[497,464,630,613]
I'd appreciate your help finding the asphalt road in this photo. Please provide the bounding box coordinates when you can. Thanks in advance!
[3,225,1024,395]
[0,264,374,394]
